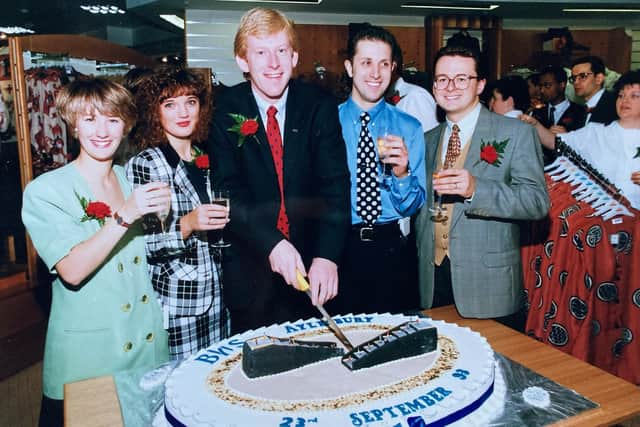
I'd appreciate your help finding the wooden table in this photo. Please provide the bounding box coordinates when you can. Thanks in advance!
[64,305,640,426]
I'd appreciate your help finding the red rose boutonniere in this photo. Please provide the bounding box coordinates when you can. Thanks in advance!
[475,138,509,167]
[228,113,260,147]
[76,191,111,226]
[191,145,209,169]
[386,90,404,106]
[561,117,573,126]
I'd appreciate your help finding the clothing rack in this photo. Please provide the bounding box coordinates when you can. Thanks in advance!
[554,137,626,203]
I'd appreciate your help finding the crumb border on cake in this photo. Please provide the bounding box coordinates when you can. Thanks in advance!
[206,324,458,412]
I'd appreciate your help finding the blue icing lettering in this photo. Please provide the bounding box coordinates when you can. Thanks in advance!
[434,387,452,398]
[405,399,426,412]
[359,411,376,423]
[349,413,363,426]
[382,407,398,417]
[229,338,244,348]
[418,394,436,406]
[194,352,220,364]
[370,409,384,421]
[395,403,411,416]
[195,345,236,365]
[349,387,453,424]
[285,325,298,333]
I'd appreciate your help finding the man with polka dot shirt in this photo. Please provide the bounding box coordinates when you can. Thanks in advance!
[330,25,426,315]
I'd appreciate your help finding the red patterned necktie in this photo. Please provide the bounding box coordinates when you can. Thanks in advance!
[266,106,289,238]
[444,124,461,169]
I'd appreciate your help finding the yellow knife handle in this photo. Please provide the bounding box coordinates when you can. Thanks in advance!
[296,270,310,292]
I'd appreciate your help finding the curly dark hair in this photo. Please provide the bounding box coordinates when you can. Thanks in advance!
[132,66,212,149]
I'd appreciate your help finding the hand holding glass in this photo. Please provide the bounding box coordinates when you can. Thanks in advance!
[155,179,172,233]
[210,190,231,248]
[429,171,448,222]
[377,133,391,180]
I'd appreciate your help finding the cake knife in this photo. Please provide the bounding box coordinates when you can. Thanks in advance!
[296,271,355,352]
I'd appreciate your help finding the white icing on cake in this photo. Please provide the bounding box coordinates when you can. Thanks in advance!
[163,314,505,427]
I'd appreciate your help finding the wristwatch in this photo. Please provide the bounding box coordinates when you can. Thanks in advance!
[114,211,132,228]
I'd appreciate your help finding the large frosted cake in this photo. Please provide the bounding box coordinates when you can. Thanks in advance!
[162,313,505,426]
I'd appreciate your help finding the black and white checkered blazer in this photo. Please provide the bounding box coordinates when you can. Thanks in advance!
[125,147,223,320]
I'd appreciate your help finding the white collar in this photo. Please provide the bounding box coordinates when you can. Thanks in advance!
[586,88,605,109]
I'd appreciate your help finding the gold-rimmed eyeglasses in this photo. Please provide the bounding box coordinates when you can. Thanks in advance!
[569,72,593,84]
[433,74,478,90]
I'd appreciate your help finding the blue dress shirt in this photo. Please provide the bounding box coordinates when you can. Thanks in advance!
[339,97,426,225]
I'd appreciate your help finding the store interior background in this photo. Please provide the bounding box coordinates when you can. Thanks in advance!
[1,1,640,424]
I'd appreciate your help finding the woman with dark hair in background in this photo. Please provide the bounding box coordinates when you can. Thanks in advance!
[22,78,170,426]
[126,67,230,360]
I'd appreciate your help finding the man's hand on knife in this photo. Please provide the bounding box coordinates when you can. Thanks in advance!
[308,258,338,306]
[269,239,306,287]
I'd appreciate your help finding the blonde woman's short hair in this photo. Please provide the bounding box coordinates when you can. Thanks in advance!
[56,78,136,134]
[234,7,298,59]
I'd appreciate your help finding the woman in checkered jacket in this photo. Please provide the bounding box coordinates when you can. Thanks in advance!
[125,67,230,360]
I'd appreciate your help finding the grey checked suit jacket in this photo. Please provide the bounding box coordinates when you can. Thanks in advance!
[415,106,549,318]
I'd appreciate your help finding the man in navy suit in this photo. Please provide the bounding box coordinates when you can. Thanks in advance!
[208,8,350,333]
[534,65,587,164]
[535,65,586,132]
[570,56,617,125]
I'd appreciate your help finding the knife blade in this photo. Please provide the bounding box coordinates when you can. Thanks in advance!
[296,271,355,352]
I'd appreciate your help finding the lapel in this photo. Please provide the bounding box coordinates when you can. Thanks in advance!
[154,147,201,207]
[240,86,280,185]
[450,106,493,230]
[429,124,446,174]
[174,161,202,206]
[282,82,305,191]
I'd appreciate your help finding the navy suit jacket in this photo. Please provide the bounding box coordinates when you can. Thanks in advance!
[208,80,351,324]
[589,89,618,125]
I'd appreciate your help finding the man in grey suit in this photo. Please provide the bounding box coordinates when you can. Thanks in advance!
[415,45,549,331]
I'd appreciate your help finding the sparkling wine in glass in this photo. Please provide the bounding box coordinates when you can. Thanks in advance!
[156,178,172,233]
[211,190,231,248]
[428,170,448,223]
[377,132,392,182]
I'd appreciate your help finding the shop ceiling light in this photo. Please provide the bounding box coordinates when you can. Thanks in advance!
[160,14,185,29]
[80,4,126,14]
[563,8,640,13]
[401,3,499,11]
[0,26,35,34]
[216,0,322,4]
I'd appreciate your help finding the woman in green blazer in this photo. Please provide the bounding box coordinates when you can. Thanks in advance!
[22,78,170,427]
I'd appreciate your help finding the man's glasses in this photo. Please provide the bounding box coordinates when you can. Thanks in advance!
[433,74,478,90]
[569,72,593,84]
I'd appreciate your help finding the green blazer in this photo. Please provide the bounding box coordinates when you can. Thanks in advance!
[22,164,168,399]
[415,106,549,318]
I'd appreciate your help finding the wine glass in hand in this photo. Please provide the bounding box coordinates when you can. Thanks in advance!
[156,178,172,234]
[210,190,231,248]
[428,170,448,222]
[377,132,392,181]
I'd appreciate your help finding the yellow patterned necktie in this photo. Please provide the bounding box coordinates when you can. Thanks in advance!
[444,124,461,169]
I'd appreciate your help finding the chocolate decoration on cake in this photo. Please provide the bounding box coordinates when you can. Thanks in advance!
[242,336,344,378]
[341,321,437,370]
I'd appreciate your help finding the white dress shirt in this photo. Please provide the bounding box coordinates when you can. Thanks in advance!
[560,121,640,209]
[548,98,570,125]
[252,86,288,144]
[394,77,439,132]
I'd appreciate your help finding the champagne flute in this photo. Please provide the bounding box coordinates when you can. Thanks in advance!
[428,170,448,222]
[210,190,231,248]
[156,178,172,234]
[376,131,392,183]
